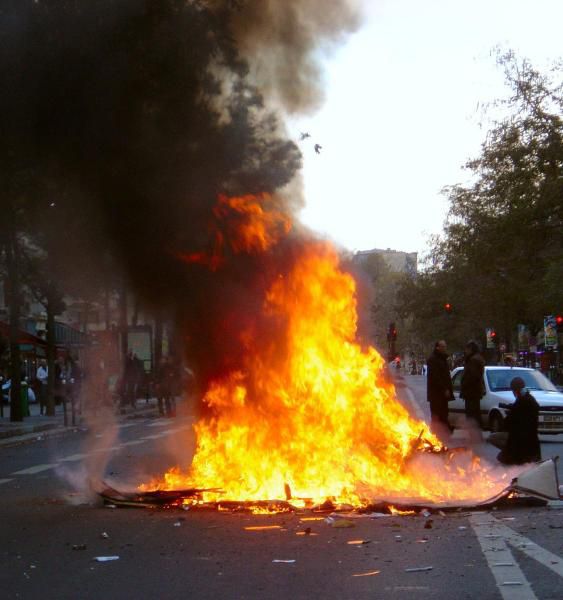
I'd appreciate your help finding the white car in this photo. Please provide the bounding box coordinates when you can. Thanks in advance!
[449,366,563,434]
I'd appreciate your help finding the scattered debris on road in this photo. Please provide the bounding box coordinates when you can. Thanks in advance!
[272,559,296,563]
[329,519,355,528]
[94,556,120,562]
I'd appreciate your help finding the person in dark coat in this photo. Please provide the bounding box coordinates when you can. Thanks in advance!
[155,356,177,417]
[122,350,137,408]
[426,340,454,439]
[497,377,541,465]
[460,340,485,430]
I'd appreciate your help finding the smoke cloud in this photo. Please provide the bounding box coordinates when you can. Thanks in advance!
[208,0,364,113]
[3,0,365,394]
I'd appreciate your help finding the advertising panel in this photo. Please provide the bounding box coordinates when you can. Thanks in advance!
[544,315,558,348]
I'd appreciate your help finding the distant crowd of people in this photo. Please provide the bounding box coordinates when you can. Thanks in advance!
[119,350,183,417]
[2,349,186,420]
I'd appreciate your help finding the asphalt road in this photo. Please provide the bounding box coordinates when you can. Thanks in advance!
[0,387,562,600]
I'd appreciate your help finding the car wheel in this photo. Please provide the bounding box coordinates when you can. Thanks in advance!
[489,413,504,433]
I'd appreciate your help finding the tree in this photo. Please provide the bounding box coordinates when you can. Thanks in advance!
[398,51,563,356]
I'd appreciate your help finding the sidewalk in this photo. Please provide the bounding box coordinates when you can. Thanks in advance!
[0,397,161,445]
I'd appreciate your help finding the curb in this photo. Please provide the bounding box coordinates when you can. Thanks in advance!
[0,421,62,440]
[0,404,160,447]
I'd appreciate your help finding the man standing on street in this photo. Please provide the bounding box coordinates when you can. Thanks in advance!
[426,340,454,439]
[460,340,486,436]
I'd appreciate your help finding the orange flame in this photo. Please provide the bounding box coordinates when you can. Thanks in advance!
[213,193,291,254]
[177,193,291,270]
[146,194,508,507]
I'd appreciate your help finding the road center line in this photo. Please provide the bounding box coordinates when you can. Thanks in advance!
[118,422,140,429]
[0,478,13,485]
[403,387,426,421]
[140,425,192,441]
[469,514,537,599]
[59,453,87,462]
[12,463,59,475]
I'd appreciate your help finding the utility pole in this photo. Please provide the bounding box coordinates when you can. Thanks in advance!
[5,228,23,421]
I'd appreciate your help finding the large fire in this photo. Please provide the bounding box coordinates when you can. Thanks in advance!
[144,194,508,507]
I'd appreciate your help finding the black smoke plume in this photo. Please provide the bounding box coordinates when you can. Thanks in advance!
[1,0,363,390]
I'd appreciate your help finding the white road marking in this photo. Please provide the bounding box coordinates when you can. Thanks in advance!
[403,388,426,422]
[500,523,563,578]
[12,463,58,475]
[7,419,194,478]
[469,514,548,600]
[141,425,192,441]
[59,453,87,462]
[140,431,176,440]
[92,446,122,452]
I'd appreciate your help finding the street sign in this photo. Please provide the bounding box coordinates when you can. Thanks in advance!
[517,324,529,350]
[544,315,558,348]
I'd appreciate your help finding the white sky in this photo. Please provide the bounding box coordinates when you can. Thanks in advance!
[291,0,563,257]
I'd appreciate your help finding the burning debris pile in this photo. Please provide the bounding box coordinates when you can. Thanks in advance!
[136,193,518,510]
[11,3,556,512]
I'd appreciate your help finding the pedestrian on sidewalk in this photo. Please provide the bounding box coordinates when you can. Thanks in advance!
[490,377,541,465]
[36,361,48,415]
[426,340,454,440]
[460,340,486,439]
[155,357,177,417]
[122,350,138,409]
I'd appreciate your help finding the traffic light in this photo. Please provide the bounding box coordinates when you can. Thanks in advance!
[556,315,563,332]
[444,303,452,313]
[387,322,397,342]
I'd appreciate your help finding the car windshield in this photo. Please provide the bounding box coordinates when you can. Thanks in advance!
[486,369,558,392]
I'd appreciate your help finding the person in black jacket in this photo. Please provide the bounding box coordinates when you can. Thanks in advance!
[460,340,485,429]
[497,377,541,465]
[426,340,454,439]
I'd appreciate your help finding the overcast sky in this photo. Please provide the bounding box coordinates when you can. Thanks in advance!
[290,0,562,258]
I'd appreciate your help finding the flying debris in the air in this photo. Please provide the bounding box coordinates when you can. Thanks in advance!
[314,144,322,154]
[299,132,311,140]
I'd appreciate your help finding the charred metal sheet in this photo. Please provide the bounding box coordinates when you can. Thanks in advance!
[95,458,560,511]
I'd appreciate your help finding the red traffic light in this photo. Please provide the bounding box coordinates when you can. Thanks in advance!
[444,303,452,312]
[490,330,497,338]
[556,315,563,325]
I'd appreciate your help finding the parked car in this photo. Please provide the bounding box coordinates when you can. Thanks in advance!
[449,366,563,434]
